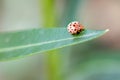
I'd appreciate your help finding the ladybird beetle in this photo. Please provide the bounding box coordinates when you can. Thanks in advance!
[67,21,84,35]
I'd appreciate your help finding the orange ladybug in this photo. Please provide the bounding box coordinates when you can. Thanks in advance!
[67,21,84,34]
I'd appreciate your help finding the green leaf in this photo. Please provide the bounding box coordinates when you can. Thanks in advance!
[0,28,109,61]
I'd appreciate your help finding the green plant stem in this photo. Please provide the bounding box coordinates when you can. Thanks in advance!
[47,51,61,80]
[40,0,61,80]
[41,0,56,27]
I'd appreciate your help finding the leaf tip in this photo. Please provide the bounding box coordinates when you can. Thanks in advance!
[106,29,109,32]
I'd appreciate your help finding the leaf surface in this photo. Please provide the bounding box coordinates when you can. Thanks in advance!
[0,28,108,61]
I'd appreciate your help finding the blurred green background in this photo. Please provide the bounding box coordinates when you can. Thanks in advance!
[0,0,120,80]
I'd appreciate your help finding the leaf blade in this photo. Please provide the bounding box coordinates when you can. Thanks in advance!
[0,28,108,61]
